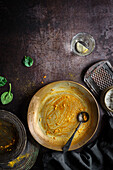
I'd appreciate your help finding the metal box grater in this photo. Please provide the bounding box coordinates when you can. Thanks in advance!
[84,60,113,116]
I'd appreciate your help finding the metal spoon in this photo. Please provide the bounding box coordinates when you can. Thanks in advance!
[62,112,89,153]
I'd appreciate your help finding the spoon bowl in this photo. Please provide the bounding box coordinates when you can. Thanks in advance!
[77,112,89,123]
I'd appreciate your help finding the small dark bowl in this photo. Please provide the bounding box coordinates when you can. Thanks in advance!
[0,110,27,164]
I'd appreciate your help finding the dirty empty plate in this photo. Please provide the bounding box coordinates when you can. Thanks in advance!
[27,81,100,151]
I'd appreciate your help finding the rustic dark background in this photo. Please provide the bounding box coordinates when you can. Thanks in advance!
[0,0,113,169]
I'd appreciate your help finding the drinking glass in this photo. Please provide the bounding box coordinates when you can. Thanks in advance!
[71,33,95,56]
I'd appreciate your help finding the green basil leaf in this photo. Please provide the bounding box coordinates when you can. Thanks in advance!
[0,76,7,87]
[1,83,13,105]
[23,56,33,67]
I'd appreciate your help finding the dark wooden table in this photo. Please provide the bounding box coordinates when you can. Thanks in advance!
[0,0,113,169]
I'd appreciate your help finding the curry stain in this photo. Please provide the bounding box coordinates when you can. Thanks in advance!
[20,80,36,93]
[41,81,44,84]
[40,93,86,137]
[69,73,77,80]
[8,153,30,167]
[0,120,17,152]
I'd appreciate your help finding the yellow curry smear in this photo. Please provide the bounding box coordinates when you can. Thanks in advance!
[39,93,87,137]
[8,153,29,167]
[0,138,15,150]
[0,120,16,152]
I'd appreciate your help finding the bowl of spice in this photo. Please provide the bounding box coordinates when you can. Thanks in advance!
[0,110,27,164]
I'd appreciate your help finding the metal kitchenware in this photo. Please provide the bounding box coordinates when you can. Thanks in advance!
[0,110,27,164]
[27,81,100,151]
[0,110,39,170]
[62,112,89,152]
[84,60,113,116]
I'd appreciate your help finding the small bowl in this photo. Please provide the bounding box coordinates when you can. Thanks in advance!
[100,86,113,113]
[0,110,27,163]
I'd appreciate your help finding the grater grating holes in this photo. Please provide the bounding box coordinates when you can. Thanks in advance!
[91,67,113,90]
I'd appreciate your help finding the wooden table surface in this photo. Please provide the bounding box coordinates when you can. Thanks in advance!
[0,0,113,169]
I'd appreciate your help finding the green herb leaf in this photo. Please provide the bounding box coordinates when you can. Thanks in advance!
[1,83,13,105]
[0,76,7,87]
[23,56,33,67]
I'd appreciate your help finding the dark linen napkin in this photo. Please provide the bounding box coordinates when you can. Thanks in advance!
[42,115,113,170]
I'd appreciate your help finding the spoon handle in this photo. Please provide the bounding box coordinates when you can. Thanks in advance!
[62,122,82,153]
